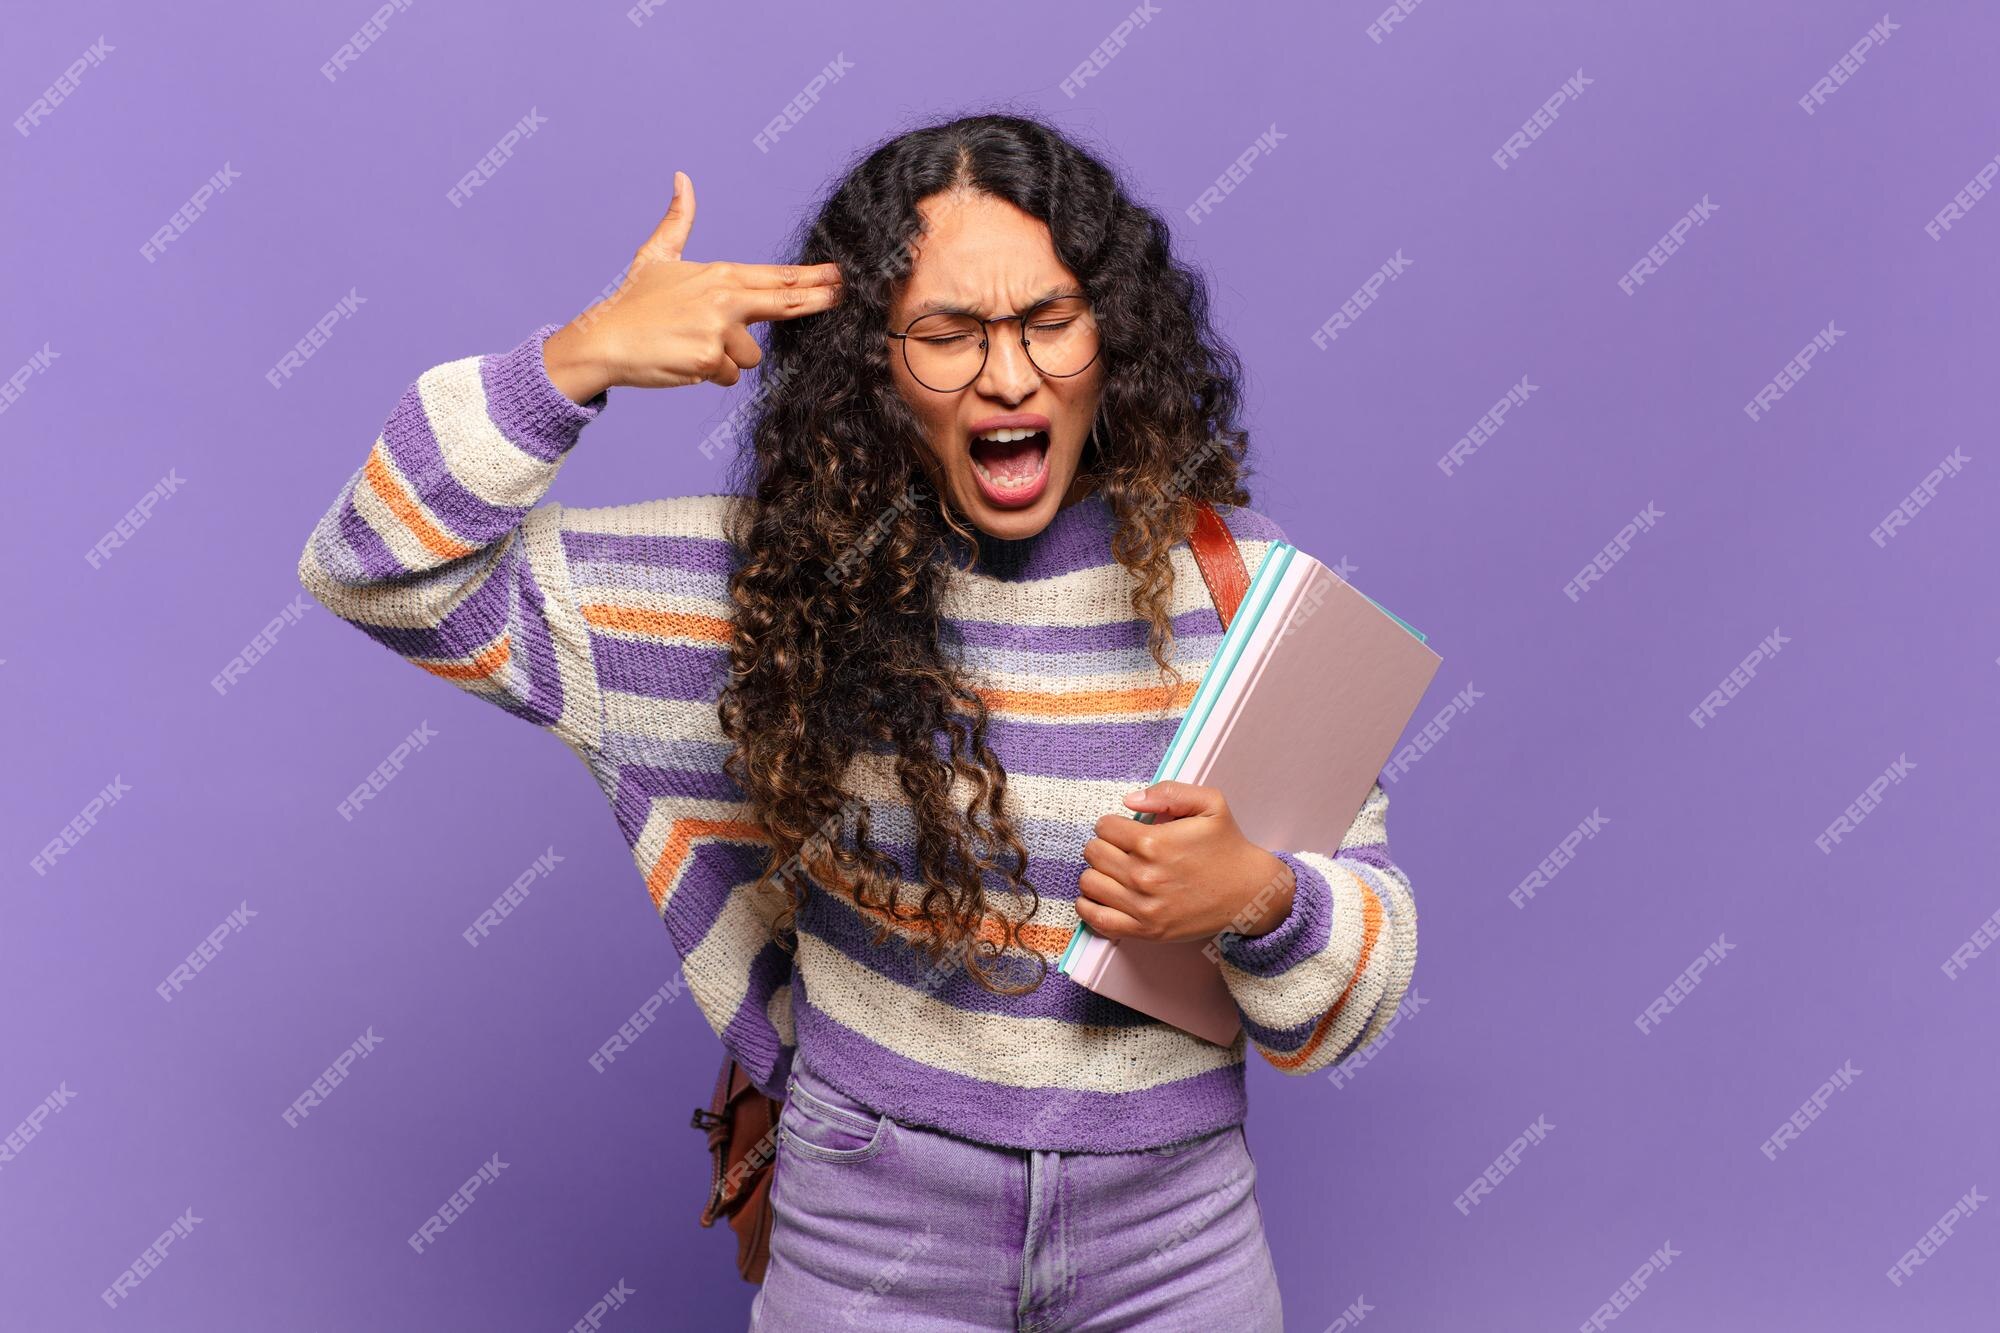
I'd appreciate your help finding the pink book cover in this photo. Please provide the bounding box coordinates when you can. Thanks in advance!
[1069,550,1443,1046]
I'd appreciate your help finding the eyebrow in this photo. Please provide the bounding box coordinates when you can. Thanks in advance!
[907,286,1084,319]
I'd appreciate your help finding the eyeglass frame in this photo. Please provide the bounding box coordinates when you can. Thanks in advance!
[884,294,1102,393]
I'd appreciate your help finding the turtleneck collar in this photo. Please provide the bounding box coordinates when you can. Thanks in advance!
[940,490,1118,583]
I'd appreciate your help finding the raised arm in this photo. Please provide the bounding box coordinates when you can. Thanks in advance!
[295,322,610,752]
[295,173,844,1100]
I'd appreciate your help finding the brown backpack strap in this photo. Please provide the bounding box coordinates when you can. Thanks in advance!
[1188,500,1250,630]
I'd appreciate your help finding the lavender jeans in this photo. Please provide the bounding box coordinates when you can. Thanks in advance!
[746,1052,1284,1331]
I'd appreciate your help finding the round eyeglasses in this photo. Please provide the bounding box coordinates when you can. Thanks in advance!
[886,295,1101,393]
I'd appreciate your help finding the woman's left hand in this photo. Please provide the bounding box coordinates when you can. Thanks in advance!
[1077,780,1296,946]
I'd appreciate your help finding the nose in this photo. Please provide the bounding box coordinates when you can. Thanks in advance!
[974,325,1041,403]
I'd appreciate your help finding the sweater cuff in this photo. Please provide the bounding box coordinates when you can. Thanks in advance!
[1216,851,1332,977]
[484,322,608,453]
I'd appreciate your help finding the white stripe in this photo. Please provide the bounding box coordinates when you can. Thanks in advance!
[416,354,564,510]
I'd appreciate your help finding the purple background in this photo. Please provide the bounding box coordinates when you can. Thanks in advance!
[5,1,1996,1328]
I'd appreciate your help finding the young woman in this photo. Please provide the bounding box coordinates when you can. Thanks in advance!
[298,112,1416,1330]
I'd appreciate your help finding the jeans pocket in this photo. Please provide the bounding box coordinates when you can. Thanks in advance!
[780,1070,890,1163]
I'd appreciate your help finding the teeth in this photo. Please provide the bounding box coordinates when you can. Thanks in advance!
[972,426,1045,443]
[972,455,1045,490]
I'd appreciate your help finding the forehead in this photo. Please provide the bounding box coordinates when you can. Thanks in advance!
[894,191,1079,318]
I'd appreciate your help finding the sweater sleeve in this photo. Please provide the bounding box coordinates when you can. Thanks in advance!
[1214,780,1418,1077]
[295,323,799,1098]
[295,321,609,755]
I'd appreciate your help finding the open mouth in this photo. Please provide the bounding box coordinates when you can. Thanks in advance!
[968,430,1050,508]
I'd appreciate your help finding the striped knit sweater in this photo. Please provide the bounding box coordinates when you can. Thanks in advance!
[296,322,1418,1154]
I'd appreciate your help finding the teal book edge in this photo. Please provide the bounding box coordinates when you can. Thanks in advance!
[1057,542,1297,974]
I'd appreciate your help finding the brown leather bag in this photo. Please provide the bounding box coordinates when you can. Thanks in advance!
[690,498,1249,1285]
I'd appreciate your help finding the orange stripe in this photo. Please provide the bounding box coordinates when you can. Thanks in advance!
[581,603,733,643]
[1264,867,1384,1072]
[362,442,477,562]
[415,635,511,684]
[976,677,1200,718]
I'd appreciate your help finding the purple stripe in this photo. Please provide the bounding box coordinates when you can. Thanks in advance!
[658,838,771,952]
[330,481,409,584]
[379,379,530,543]
[796,886,1156,1028]
[562,526,737,577]
[945,604,1222,651]
[608,761,746,846]
[593,637,730,702]
[479,323,604,462]
[1237,1006,1324,1055]
[790,990,1249,1154]
[1216,851,1333,978]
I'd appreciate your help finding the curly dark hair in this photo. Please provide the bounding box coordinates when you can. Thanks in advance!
[716,108,1256,998]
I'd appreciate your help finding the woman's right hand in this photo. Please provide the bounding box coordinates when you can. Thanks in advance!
[542,170,844,404]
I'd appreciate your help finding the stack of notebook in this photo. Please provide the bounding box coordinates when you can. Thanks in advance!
[1055,541,1443,1045]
